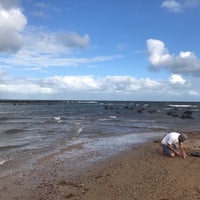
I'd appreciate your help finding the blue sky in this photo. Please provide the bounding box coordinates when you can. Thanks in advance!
[0,0,200,101]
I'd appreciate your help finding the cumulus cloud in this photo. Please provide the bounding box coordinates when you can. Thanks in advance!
[0,0,98,66]
[147,39,200,76]
[0,0,88,56]
[0,75,162,96]
[0,0,27,53]
[0,27,92,68]
[169,74,186,84]
[0,82,54,94]
[146,39,171,70]
[107,76,161,91]
[0,73,198,100]
[44,76,100,91]
[161,0,200,13]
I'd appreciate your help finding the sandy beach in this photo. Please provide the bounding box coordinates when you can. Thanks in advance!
[0,130,200,200]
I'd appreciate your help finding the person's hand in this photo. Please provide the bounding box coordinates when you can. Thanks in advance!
[183,152,187,158]
[175,150,180,155]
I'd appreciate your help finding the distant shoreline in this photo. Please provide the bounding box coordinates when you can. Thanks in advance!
[0,99,199,104]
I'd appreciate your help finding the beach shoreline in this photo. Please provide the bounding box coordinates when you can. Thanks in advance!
[0,130,200,200]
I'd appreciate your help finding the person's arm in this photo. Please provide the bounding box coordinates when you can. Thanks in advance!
[179,143,187,158]
[167,143,180,155]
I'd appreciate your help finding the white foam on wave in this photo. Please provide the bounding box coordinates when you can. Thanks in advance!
[98,116,117,121]
[169,104,198,108]
[54,116,61,121]
[53,116,64,123]
[109,116,117,119]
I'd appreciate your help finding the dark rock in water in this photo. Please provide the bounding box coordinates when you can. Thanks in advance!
[148,110,157,113]
[166,111,179,117]
[166,111,174,116]
[123,106,134,110]
[137,108,144,113]
[104,105,114,110]
[181,110,194,119]
[184,110,193,115]
[181,114,194,119]
[110,107,114,110]
[167,109,194,119]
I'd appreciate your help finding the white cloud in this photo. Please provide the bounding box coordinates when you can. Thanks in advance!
[169,74,186,85]
[0,1,27,53]
[0,83,54,94]
[22,28,90,55]
[146,39,200,76]
[188,90,199,96]
[0,26,97,68]
[161,0,183,12]
[44,76,100,91]
[161,0,200,13]
[179,51,192,58]
[0,0,89,62]
[0,73,198,100]
[146,39,171,69]
[0,77,54,94]
[0,75,162,96]
[0,53,121,68]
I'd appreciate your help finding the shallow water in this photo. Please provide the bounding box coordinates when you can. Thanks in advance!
[0,100,199,175]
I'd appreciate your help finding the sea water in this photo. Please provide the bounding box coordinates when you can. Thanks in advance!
[0,100,200,175]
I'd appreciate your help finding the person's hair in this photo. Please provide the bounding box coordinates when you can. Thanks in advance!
[179,136,184,143]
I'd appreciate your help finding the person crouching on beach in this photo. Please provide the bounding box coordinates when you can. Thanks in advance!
[161,132,188,158]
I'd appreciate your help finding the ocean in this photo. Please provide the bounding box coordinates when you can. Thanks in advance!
[0,100,200,176]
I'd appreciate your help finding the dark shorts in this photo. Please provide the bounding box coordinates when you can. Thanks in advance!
[161,144,178,156]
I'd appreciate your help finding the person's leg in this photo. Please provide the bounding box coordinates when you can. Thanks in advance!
[161,144,175,157]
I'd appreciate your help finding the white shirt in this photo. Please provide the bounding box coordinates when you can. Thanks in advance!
[161,132,181,145]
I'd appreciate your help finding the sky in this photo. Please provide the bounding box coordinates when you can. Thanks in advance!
[0,0,200,101]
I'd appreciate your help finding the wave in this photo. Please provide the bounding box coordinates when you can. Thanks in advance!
[3,129,24,134]
[77,100,99,104]
[0,117,9,121]
[53,116,64,123]
[169,104,198,108]
[0,143,28,151]
[109,116,117,119]
[54,116,61,120]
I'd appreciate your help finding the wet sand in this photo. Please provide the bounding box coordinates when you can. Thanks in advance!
[0,130,200,200]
